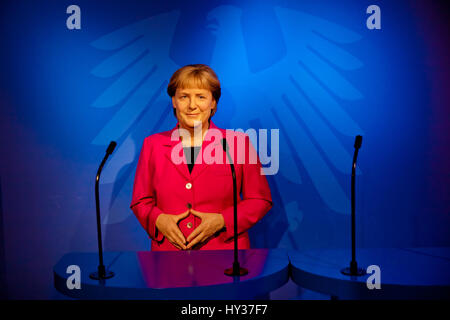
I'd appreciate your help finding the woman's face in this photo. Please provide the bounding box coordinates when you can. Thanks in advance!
[172,87,216,131]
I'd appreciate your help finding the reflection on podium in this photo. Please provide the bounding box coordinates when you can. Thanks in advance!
[54,249,289,299]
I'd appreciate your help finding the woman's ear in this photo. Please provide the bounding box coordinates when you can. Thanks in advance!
[172,97,177,117]
[211,100,217,116]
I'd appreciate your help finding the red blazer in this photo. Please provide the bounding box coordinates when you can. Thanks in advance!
[130,121,273,251]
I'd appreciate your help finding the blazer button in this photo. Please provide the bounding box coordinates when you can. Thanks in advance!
[185,182,192,189]
[187,222,193,229]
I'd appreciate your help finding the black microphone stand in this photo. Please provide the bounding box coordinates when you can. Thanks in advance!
[341,135,366,276]
[90,141,117,280]
[222,138,248,276]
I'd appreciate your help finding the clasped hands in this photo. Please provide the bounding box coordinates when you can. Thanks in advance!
[155,208,225,250]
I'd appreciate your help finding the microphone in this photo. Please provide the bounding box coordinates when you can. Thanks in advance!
[354,135,362,149]
[90,141,117,280]
[222,138,248,276]
[106,141,117,155]
[341,135,366,276]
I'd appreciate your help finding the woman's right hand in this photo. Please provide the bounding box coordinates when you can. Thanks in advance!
[155,210,190,250]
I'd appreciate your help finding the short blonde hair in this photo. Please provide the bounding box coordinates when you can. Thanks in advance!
[167,64,221,118]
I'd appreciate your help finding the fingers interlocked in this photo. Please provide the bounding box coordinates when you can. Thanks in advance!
[186,209,225,249]
[155,210,190,250]
[155,208,225,250]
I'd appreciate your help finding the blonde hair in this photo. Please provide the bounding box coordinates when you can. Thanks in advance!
[167,64,221,118]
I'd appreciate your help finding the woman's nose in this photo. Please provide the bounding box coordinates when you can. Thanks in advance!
[188,99,197,109]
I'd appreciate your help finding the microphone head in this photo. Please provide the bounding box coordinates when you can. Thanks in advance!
[354,135,362,149]
[106,141,117,155]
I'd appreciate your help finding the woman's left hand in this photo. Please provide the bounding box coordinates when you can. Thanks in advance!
[186,209,225,249]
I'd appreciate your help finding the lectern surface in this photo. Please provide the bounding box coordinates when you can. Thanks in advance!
[289,247,450,299]
[54,249,289,299]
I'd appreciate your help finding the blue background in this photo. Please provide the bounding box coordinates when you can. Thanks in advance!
[0,0,448,299]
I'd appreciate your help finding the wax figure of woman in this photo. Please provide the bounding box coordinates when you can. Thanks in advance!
[130,64,272,251]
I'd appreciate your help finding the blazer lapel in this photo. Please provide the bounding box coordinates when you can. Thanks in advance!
[190,121,223,180]
[163,121,224,181]
[163,124,191,181]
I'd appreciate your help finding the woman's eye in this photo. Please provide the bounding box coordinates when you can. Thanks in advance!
[199,96,205,99]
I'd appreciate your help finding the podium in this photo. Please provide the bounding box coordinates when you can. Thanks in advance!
[289,247,450,299]
[54,249,289,299]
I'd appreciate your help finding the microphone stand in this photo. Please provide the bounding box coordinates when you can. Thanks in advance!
[222,138,248,276]
[90,141,117,280]
[341,135,366,276]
